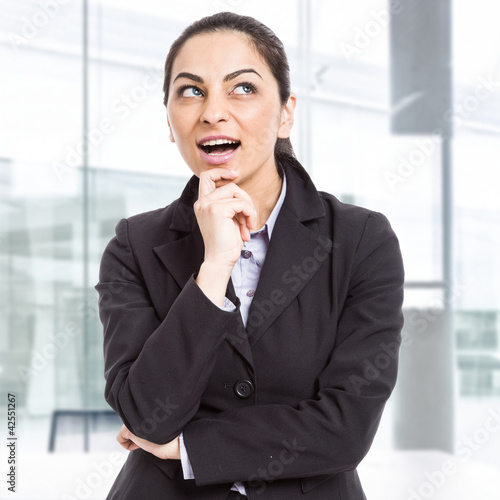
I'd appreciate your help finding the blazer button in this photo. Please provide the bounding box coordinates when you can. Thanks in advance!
[234,379,254,399]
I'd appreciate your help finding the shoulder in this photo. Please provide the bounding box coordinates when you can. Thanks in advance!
[111,198,183,252]
[283,156,394,242]
[317,190,396,242]
[311,192,404,303]
[126,200,179,231]
[314,190,402,280]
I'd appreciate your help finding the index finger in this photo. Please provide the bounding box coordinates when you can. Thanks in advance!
[198,167,239,199]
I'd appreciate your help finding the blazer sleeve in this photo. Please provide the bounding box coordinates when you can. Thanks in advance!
[182,210,405,486]
[94,217,242,444]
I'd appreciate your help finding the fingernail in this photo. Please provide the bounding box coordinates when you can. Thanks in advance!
[230,170,238,175]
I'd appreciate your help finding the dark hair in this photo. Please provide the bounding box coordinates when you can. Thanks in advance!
[162,11,301,178]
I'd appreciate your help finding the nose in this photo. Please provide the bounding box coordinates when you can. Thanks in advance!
[199,92,229,124]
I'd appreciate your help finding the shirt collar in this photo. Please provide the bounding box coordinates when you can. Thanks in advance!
[249,166,287,241]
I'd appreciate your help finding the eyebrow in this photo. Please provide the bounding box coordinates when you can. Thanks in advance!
[172,68,263,85]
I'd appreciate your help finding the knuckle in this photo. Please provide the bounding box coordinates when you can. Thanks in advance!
[206,203,217,215]
[194,200,206,214]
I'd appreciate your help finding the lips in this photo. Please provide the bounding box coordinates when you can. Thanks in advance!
[197,135,241,165]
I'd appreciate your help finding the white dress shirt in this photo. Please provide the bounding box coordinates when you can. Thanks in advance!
[179,167,287,497]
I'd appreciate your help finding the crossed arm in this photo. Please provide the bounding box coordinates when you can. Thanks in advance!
[116,423,180,459]
[95,212,404,485]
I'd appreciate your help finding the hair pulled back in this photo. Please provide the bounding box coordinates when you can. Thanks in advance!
[162,12,303,176]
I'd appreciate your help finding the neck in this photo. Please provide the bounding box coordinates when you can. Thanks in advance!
[241,160,283,232]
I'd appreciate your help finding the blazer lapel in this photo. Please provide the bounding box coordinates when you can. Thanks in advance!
[244,158,328,347]
[152,175,203,292]
[153,226,204,292]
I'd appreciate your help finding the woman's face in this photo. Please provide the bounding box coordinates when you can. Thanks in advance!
[166,30,295,186]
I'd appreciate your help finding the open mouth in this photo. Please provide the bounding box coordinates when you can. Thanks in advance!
[198,139,241,156]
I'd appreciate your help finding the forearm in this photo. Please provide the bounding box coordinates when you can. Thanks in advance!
[96,217,242,443]
[184,402,370,485]
[182,345,397,486]
[102,273,241,443]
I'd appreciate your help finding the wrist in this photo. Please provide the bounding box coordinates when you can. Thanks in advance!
[169,436,181,460]
[158,436,180,460]
[200,258,234,277]
[196,261,232,308]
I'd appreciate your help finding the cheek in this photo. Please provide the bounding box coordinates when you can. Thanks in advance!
[168,106,194,136]
[241,106,281,147]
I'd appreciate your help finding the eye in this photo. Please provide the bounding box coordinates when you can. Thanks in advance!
[232,83,257,95]
[178,86,203,98]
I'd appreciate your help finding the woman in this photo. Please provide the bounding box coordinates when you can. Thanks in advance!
[95,11,404,500]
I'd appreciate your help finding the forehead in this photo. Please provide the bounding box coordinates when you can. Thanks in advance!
[171,31,272,81]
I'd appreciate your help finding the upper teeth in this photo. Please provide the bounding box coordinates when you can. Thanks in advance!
[200,139,238,146]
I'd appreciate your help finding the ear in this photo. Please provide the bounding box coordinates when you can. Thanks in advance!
[277,92,296,139]
[166,112,175,143]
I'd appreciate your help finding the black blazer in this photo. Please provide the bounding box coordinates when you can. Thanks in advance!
[95,156,405,500]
